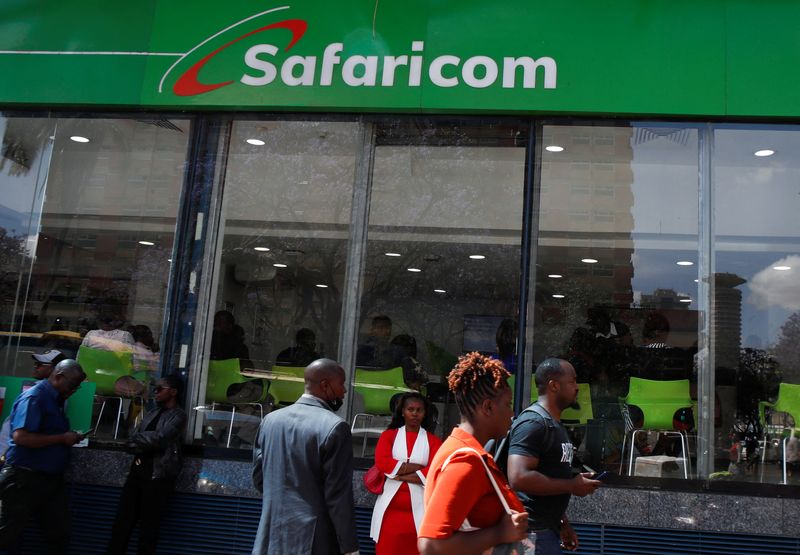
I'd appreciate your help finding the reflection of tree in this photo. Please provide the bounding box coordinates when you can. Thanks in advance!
[0,227,29,329]
[737,347,781,421]
[771,311,800,385]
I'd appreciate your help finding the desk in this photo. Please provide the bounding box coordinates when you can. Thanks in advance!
[241,368,304,382]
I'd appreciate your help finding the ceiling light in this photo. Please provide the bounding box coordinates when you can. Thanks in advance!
[138,240,154,246]
[773,265,791,271]
[545,145,564,153]
[385,252,401,257]
[434,289,446,293]
[676,261,694,266]
[407,268,422,272]
[469,255,486,260]
[552,294,565,299]
[547,274,563,279]
[273,263,287,268]
[246,138,266,146]
[680,298,692,303]
[315,284,328,288]
[581,258,598,264]
[694,279,699,283]
[167,258,173,262]
[754,149,775,157]
[69,136,90,143]
[253,247,270,252]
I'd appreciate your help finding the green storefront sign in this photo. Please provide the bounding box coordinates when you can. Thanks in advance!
[0,0,799,117]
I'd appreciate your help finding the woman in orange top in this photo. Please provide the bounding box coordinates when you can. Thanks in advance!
[370,392,443,554]
[418,352,528,555]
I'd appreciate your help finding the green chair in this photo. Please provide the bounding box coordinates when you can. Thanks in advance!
[77,346,136,438]
[205,358,268,447]
[354,367,413,415]
[758,382,800,484]
[561,383,593,425]
[268,366,306,406]
[620,377,693,478]
[0,376,37,422]
[77,346,134,396]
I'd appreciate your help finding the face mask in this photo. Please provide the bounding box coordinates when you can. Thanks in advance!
[326,397,344,412]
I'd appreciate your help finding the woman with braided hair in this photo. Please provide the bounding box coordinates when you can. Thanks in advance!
[418,352,528,555]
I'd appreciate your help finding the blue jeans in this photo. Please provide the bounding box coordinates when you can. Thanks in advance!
[533,528,562,555]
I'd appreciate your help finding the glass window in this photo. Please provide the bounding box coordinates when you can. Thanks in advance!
[196,120,361,449]
[0,116,190,439]
[713,127,800,485]
[533,124,700,480]
[353,120,527,451]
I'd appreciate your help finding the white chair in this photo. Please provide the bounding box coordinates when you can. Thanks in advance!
[351,413,391,457]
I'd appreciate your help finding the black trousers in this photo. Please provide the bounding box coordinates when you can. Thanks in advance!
[0,465,70,554]
[106,471,175,555]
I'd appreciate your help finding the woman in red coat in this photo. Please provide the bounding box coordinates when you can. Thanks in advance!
[370,392,443,555]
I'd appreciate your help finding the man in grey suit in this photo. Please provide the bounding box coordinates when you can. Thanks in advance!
[252,358,359,555]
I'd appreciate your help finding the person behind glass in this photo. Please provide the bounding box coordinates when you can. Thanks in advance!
[390,334,428,391]
[210,310,252,364]
[492,318,518,375]
[356,315,395,368]
[81,312,134,352]
[107,375,187,555]
[418,352,528,555]
[131,324,159,374]
[370,392,443,555]
[507,358,601,555]
[276,328,320,367]
[0,360,86,554]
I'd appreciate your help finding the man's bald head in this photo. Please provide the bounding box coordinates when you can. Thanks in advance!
[305,358,344,385]
[49,359,86,399]
[304,359,346,407]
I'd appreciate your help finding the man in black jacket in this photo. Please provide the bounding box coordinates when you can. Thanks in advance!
[107,375,187,555]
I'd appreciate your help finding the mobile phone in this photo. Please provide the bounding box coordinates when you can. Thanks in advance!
[595,471,610,481]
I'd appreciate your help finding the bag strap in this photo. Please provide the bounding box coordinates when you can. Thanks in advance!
[441,447,512,515]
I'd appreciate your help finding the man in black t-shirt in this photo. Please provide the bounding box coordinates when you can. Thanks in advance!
[508,358,600,554]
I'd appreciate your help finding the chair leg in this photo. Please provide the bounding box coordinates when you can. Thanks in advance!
[95,399,107,432]
[620,431,629,475]
[678,432,690,479]
[113,397,124,439]
[226,406,236,448]
[760,434,768,483]
[628,430,642,476]
[782,436,788,485]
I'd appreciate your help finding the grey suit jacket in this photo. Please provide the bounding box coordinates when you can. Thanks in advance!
[252,395,358,555]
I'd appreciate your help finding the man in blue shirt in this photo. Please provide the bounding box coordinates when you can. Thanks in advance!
[0,359,86,553]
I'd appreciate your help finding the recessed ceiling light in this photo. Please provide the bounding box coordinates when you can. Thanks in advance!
[138,240,154,246]
[253,247,270,252]
[581,258,598,264]
[754,149,775,157]
[273,263,287,268]
[694,279,699,283]
[773,265,791,271]
[434,289,446,293]
[547,274,563,279]
[70,136,90,143]
[676,261,694,266]
[385,252,401,257]
[167,258,173,262]
[545,145,564,153]
[407,268,422,272]
[315,284,328,288]
[469,255,486,260]
[246,138,266,146]
[552,294,565,299]
[680,298,692,303]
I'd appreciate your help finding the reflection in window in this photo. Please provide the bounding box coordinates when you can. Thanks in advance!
[354,121,527,453]
[713,127,800,485]
[534,124,700,480]
[0,117,189,440]
[197,120,359,449]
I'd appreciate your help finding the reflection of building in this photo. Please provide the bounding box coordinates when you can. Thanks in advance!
[713,273,746,370]
[640,288,692,310]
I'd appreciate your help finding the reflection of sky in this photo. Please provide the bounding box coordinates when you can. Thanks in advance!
[629,126,800,349]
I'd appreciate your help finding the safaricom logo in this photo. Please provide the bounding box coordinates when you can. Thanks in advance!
[163,9,557,97]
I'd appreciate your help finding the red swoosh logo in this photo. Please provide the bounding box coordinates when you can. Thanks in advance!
[173,19,307,97]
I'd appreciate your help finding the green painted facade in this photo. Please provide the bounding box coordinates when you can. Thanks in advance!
[0,0,798,116]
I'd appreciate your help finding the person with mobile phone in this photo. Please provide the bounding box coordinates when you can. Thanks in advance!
[506,359,602,554]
